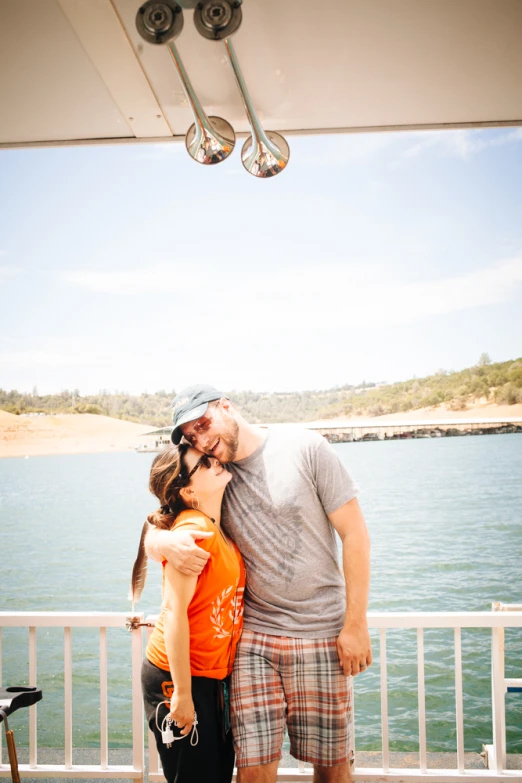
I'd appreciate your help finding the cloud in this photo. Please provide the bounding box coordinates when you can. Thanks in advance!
[136,141,186,161]
[297,131,404,167]
[4,257,521,394]
[295,127,522,171]
[58,255,522,332]
[243,256,522,330]
[0,348,124,369]
[0,264,19,283]
[402,128,522,161]
[204,255,522,331]
[59,264,204,294]
[283,127,522,176]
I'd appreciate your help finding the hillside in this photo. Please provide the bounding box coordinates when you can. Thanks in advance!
[0,410,19,424]
[1,356,521,426]
[306,357,522,422]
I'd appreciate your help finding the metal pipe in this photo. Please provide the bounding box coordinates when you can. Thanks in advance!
[166,42,235,164]
[223,38,289,177]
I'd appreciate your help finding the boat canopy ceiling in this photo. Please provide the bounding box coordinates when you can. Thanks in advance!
[1,0,522,149]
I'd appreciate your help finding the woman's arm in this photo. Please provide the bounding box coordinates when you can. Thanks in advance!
[162,564,198,735]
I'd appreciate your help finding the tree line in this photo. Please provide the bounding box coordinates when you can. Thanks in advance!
[1,355,521,426]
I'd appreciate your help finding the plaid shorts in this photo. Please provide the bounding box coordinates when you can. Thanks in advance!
[230,629,353,768]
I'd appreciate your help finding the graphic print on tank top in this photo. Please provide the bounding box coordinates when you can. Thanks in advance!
[210,580,245,639]
[223,461,305,587]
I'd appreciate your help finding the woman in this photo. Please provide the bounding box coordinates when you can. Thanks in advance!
[131,444,245,783]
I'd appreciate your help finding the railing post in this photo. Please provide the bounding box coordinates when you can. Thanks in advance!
[131,620,144,782]
[380,628,389,773]
[100,627,108,770]
[350,681,356,764]
[29,626,37,768]
[417,628,427,773]
[64,627,73,770]
[454,627,465,773]
[491,624,506,773]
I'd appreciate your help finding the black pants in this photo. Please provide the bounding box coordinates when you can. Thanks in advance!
[142,658,234,783]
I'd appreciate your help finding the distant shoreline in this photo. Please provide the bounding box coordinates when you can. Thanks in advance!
[0,412,153,459]
[2,402,522,458]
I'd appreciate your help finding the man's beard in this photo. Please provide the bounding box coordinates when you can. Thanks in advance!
[217,418,240,463]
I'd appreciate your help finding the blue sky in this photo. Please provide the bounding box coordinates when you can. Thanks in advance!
[1,127,521,395]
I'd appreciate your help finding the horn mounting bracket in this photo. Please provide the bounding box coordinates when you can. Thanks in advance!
[194,0,242,40]
[136,0,184,45]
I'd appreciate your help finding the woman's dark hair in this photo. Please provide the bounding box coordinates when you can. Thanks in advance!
[147,443,191,529]
[130,444,196,609]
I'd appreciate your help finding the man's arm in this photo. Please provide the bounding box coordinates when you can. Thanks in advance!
[145,524,213,575]
[328,497,372,677]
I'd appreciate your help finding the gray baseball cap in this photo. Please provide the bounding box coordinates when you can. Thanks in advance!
[170,384,226,444]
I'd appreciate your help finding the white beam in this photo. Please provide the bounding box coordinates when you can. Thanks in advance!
[57,0,172,138]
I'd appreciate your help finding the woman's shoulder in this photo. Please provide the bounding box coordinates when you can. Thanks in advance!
[174,509,214,533]
[173,510,216,554]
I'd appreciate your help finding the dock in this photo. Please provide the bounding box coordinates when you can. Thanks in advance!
[306,417,522,444]
[136,418,522,451]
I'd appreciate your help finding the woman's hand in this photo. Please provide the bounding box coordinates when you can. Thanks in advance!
[169,692,195,736]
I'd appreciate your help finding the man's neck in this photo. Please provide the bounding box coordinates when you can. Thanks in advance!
[234,423,267,461]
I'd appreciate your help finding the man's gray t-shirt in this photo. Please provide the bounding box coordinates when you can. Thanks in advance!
[221,426,359,638]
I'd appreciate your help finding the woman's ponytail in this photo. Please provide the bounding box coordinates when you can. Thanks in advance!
[147,505,176,530]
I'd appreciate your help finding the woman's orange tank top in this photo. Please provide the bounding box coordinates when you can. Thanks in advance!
[146,510,246,679]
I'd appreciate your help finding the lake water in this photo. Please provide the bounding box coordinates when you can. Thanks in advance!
[1,434,521,753]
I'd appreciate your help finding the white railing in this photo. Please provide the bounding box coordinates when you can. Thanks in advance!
[1,610,521,782]
[0,612,144,780]
[355,611,522,783]
[484,603,522,776]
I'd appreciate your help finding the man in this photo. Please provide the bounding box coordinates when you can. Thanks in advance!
[146,384,372,783]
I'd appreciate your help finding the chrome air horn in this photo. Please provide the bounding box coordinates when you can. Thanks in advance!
[193,0,290,178]
[136,0,235,165]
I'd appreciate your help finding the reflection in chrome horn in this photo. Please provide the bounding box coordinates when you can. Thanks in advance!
[166,43,236,165]
[136,0,235,165]
[223,38,289,178]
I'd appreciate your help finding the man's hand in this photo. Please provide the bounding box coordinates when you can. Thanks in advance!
[166,529,214,575]
[146,527,214,575]
[337,621,372,677]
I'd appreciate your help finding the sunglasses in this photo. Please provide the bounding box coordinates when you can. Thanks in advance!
[186,453,212,479]
[183,401,219,446]
[170,450,213,493]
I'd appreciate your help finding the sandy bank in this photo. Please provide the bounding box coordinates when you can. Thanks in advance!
[0,413,154,458]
